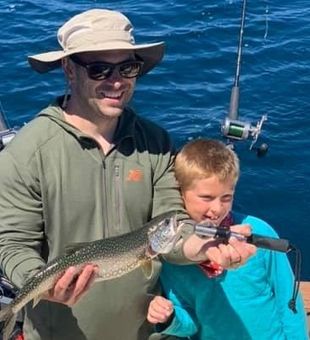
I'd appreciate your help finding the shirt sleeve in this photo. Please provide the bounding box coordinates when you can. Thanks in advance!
[0,150,45,288]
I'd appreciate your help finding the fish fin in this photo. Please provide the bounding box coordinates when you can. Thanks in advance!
[0,304,17,340]
[141,260,153,279]
[33,294,44,308]
[64,242,89,255]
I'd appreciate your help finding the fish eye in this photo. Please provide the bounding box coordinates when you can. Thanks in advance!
[164,218,170,226]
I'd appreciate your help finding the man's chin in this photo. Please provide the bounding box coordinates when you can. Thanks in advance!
[99,106,124,119]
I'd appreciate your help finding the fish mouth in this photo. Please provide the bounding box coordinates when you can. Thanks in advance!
[147,214,181,254]
[145,245,158,259]
[148,218,184,255]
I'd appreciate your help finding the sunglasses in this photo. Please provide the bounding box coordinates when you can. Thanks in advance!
[69,55,144,81]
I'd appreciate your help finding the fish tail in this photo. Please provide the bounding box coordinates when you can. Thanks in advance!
[0,304,17,340]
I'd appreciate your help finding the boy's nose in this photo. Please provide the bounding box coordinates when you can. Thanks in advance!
[209,200,223,215]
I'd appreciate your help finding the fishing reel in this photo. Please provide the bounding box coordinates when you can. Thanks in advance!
[0,128,18,151]
[220,0,269,157]
[221,114,268,156]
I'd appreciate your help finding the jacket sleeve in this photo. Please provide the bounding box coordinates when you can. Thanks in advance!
[0,150,45,288]
[150,133,184,218]
[148,128,193,264]
[266,232,308,338]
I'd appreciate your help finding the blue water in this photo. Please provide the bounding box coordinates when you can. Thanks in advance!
[0,0,309,278]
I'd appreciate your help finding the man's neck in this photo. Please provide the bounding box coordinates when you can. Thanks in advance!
[62,105,119,154]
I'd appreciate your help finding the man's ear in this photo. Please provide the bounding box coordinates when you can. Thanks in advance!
[62,57,74,81]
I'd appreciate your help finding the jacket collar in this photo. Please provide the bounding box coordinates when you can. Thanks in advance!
[38,96,137,146]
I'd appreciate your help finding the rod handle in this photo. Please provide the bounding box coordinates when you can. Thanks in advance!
[247,234,291,253]
[228,86,240,120]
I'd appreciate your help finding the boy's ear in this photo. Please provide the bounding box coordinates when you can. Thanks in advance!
[179,188,185,200]
[176,181,183,195]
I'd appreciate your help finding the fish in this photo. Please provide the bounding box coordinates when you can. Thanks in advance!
[0,211,183,340]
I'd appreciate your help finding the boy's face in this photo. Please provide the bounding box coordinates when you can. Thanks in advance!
[182,175,235,225]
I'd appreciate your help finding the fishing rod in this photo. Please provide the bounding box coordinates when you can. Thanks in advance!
[0,99,18,151]
[221,0,268,156]
[194,221,302,312]
[194,222,291,252]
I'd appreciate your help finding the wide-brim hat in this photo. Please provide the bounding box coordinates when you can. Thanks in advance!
[28,9,165,76]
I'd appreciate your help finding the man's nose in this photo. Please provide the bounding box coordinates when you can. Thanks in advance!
[106,69,122,88]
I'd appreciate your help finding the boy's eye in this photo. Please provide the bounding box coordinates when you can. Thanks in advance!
[221,195,233,203]
[200,195,233,202]
[201,196,213,202]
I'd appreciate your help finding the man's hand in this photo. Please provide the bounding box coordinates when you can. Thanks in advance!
[43,264,98,306]
[183,224,256,269]
[147,296,174,324]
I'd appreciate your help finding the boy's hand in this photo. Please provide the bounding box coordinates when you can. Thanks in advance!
[183,224,256,268]
[229,224,256,266]
[147,296,174,324]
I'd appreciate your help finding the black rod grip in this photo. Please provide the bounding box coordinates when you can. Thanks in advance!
[228,86,240,120]
[247,234,290,253]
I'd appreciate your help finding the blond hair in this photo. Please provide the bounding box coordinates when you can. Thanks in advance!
[175,139,240,191]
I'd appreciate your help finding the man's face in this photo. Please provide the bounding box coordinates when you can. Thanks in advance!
[182,175,235,225]
[68,50,138,120]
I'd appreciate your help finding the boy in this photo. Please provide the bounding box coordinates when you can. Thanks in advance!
[147,139,308,339]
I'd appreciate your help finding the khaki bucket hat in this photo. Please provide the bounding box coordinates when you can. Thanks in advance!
[28,9,165,76]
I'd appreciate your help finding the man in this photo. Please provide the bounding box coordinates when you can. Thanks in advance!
[0,9,256,340]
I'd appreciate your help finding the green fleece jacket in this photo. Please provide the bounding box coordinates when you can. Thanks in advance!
[0,99,186,340]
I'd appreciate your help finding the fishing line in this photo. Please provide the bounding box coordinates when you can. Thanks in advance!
[264,2,269,40]
[194,222,303,312]
[287,244,302,313]
[0,99,18,151]
[0,99,9,131]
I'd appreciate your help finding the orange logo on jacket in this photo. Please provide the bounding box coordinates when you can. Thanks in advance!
[126,169,143,182]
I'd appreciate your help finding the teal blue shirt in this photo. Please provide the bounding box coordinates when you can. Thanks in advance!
[159,213,308,339]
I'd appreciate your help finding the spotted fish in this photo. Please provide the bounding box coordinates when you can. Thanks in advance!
[0,211,183,340]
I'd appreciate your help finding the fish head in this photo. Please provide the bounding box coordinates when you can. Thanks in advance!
[147,212,182,255]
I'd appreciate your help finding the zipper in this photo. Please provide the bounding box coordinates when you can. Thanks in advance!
[102,156,108,237]
[114,164,122,232]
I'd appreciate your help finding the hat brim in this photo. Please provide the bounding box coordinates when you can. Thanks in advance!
[28,42,165,76]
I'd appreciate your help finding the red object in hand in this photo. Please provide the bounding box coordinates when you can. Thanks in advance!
[198,213,233,278]
[199,260,224,278]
